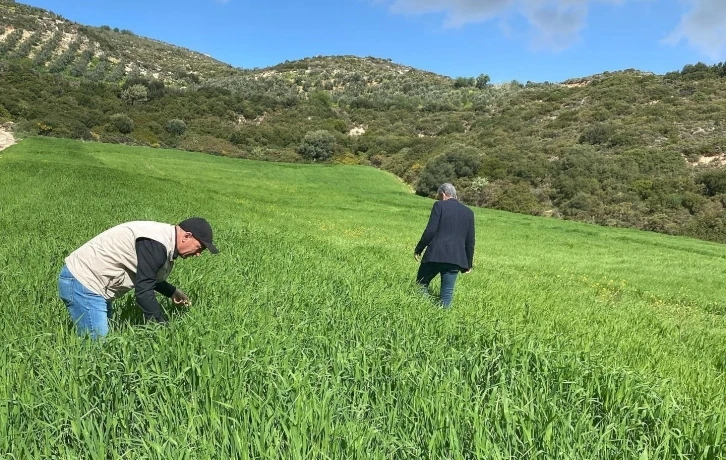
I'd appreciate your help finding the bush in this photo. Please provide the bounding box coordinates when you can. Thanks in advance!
[453,77,475,88]
[179,134,240,156]
[489,181,541,214]
[165,119,187,136]
[681,192,709,215]
[0,29,23,55]
[32,30,62,66]
[110,113,134,134]
[697,170,726,196]
[297,130,336,162]
[416,145,481,196]
[48,39,82,73]
[437,120,465,135]
[475,74,490,89]
[121,84,148,105]
[578,124,613,145]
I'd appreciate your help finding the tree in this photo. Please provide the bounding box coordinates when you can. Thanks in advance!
[165,119,187,136]
[121,84,148,105]
[416,145,481,197]
[475,74,490,89]
[124,77,165,100]
[578,124,613,145]
[110,113,134,134]
[453,77,475,88]
[697,170,726,196]
[297,130,336,161]
[488,181,541,214]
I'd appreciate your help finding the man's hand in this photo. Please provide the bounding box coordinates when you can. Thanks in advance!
[463,268,472,274]
[414,252,421,262]
[172,288,191,306]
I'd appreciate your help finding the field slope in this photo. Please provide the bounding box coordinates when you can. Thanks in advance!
[1,137,726,458]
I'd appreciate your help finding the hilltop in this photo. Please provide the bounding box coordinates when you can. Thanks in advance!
[2,0,726,242]
[0,0,456,89]
[0,0,235,83]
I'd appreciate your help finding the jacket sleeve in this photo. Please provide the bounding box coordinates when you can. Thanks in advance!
[465,212,475,268]
[134,238,173,323]
[154,281,176,298]
[415,201,442,255]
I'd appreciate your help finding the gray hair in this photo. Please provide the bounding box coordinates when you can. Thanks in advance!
[438,183,457,199]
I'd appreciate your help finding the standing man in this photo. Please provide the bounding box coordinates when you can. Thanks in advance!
[58,217,219,338]
[414,183,475,308]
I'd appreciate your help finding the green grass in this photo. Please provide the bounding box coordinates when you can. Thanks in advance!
[1,137,726,458]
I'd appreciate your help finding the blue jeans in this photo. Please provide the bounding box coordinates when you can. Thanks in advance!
[416,262,460,308]
[58,265,113,339]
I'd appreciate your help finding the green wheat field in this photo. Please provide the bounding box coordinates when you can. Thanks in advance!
[2,137,726,458]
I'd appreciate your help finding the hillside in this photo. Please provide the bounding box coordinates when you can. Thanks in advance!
[2,0,726,243]
[2,137,726,456]
[0,0,236,83]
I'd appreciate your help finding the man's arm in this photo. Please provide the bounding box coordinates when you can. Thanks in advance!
[155,280,176,298]
[415,201,442,255]
[135,238,175,323]
[465,212,475,269]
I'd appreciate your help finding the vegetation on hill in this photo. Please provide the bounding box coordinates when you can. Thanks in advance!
[2,137,726,457]
[2,0,726,242]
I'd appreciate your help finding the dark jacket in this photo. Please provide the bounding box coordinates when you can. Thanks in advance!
[415,198,475,270]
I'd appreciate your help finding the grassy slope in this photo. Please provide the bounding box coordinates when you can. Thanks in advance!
[1,137,726,457]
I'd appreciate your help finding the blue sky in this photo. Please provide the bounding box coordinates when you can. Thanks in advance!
[19,0,726,83]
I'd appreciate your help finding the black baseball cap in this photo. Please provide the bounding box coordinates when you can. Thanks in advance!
[178,217,219,254]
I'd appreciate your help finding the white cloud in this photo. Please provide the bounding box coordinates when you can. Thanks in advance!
[381,0,623,51]
[379,0,726,59]
[387,0,515,27]
[666,0,726,61]
[523,1,590,51]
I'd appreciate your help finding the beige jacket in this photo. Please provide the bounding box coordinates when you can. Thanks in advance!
[65,221,176,300]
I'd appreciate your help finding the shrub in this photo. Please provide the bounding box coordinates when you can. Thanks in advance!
[475,74,490,89]
[297,129,336,162]
[48,39,82,73]
[453,77,475,88]
[416,145,481,196]
[110,113,134,134]
[681,192,709,215]
[228,130,246,146]
[32,30,62,66]
[697,170,726,196]
[179,134,240,156]
[607,131,639,147]
[9,30,42,59]
[121,84,148,105]
[437,120,465,135]
[578,124,613,145]
[165,119,187,136]
[490,182,541,214]
[0,29,23,55]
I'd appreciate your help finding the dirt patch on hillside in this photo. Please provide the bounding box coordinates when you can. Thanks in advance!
[0,124,17,151]
[693,153,726,166]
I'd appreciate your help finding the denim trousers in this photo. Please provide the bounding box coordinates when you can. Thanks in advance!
[416,262,460,308]
[58,264,113,339]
